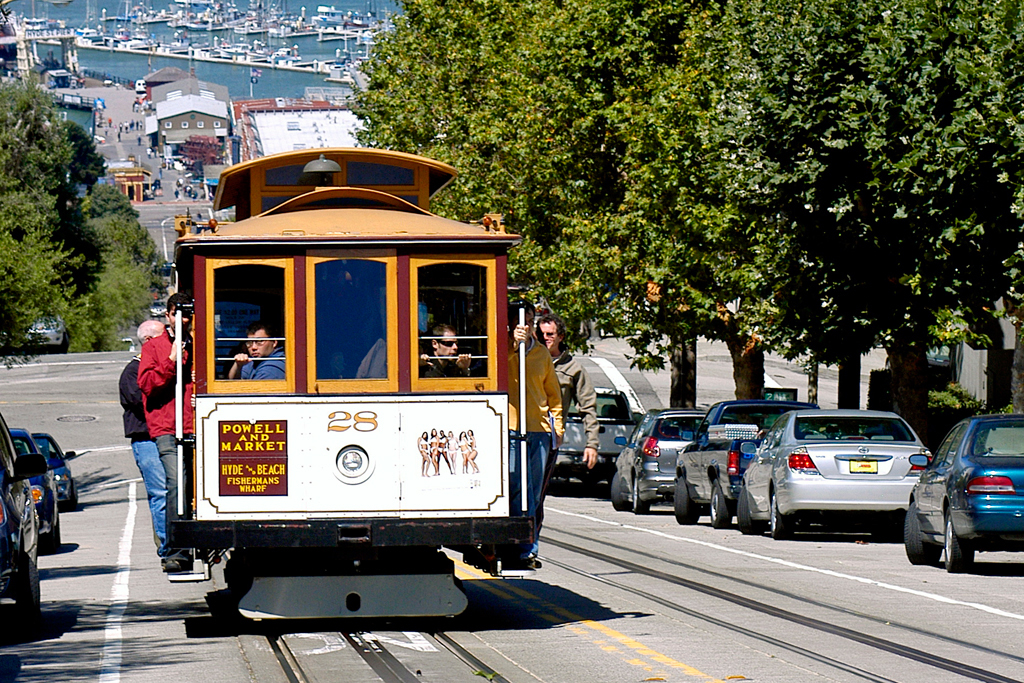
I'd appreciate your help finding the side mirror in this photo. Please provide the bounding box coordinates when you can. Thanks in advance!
[681,430,694,441]
[740,442,757,455]
[14,453,47,480]
[614,436,627,447]
[909,454,930,468]
[64,450,79,460]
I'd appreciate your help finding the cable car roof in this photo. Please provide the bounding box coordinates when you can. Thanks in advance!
[213,148,458,218]
[180,187,518,247]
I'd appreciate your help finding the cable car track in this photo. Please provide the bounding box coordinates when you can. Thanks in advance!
[266,631,510,683]
[543,534,1024,683]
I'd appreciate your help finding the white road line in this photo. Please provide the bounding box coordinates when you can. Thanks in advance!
[99,482,137,683]
[763,372,782,389]
[91,478,144,492]
[76,446,134,455]
[590,357,645,415]
[548,507,1024,622]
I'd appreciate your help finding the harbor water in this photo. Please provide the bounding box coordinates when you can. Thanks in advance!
[26,0,398,98]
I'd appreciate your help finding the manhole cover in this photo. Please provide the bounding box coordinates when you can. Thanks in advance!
[56,415,97,423]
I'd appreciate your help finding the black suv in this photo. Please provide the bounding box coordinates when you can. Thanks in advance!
[0,410,48,628]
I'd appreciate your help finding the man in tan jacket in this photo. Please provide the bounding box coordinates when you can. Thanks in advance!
[507,300,563,567]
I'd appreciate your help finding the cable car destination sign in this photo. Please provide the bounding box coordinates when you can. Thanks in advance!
[219,420,288,495]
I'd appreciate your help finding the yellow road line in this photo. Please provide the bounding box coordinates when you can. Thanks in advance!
[453,558,729,682]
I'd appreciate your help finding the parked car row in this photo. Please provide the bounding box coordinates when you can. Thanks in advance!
[0,410,79,627]
[606,401,1024,574]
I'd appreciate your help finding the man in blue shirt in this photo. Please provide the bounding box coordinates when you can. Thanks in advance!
[228,321,285,380]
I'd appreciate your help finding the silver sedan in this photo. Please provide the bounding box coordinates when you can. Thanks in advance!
[737,409,931,539]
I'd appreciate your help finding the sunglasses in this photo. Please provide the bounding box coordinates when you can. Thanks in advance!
[436,339,457,347]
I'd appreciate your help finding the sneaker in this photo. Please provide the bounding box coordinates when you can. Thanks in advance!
[163,558,193,573]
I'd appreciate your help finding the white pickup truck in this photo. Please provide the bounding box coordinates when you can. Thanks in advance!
[554,387,637,488]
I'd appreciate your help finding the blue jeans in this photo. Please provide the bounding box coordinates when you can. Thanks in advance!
[132,440,168,557]
[155,434,193,564]
[509,432,550,558]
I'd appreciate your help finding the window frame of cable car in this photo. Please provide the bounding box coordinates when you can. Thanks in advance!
[253,154,426,215]
[410,254,498,393]
[204,256,296,393]
[306,250,399,393]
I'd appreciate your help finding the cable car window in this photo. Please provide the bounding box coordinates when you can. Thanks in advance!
[265,164,307,186]
[417,263,488,379]
[346,161,415,186]
[213,263,287,382]
[315,259,389,380]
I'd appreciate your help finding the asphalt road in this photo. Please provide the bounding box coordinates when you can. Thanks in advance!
[1,351,1020,683]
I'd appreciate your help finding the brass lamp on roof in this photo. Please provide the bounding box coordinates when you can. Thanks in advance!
[298,154,342,187]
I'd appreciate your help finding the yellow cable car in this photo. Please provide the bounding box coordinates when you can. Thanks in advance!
[170,148,529,619]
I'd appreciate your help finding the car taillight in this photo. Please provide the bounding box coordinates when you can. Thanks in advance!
[788,447,818,472]
[727,449,740,475]
[966,476,1016,495]
[30,486,44,503]
[642,437,660,458]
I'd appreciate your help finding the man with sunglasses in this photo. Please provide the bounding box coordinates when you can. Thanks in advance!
[420,323,471,378]
[228,321,285,380]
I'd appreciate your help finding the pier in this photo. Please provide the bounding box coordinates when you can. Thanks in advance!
[73,40,348,75]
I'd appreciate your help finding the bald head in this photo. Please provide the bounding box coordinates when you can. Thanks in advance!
[137,319,165,344]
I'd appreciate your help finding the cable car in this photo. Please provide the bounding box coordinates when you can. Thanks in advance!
[169,148,532,619]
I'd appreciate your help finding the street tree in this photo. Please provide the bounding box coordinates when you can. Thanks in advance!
[716,0,1024,437]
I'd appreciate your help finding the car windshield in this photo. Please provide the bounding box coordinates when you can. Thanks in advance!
[971,423,1024,457]
[11,436,32,456]
[567,393,630,420]
[655,416,701,440]
[794,416,915,442]
[720,407,795,430]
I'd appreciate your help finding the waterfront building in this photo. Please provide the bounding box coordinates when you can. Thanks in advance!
[147,76,230,158]
[230,97,359,162]
[108,156,153,203]
[139,65,191,99]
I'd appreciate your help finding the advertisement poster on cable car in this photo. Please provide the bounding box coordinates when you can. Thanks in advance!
[195,395,509,519]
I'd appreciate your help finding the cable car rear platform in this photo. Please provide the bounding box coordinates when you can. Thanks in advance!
[172,516,534,549]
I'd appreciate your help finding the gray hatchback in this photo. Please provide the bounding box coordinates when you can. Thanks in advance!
[611,409,705,514]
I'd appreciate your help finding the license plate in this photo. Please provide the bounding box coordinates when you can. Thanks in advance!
[849,460,877,474]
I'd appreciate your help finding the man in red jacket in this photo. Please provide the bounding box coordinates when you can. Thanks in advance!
[138,292,194,573]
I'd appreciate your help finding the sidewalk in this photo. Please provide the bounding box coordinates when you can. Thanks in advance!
[56,83,209,204]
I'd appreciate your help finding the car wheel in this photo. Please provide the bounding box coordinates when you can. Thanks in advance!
[737,484,760,535]
[710,480,731,529]
[610,472,631,512]
[57,334,70,354]
[944,514,974,573]
[632,473,651,515]
[769,490,792,540]
[39,510,61,555]
[12,551,42,629]
[904,502,941,565]
[673,474,700,524]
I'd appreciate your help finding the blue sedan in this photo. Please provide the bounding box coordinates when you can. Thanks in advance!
[9,429,61,555]
[904,414,1024,572]
[32,432,78,511]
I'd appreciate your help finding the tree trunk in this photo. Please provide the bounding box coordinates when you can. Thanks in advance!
[886,343,929,444]
[727,334,765,400]
[670,337,697,408]
[806,362,818,405]
[1013,318,1024,414]
[837,354,861,409]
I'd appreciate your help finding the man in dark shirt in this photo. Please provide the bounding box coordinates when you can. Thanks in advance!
[119,319,169,564]
[420,324,471,377]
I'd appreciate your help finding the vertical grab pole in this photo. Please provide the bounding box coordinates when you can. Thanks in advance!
[174,308,184,517]
[518,307,528,514]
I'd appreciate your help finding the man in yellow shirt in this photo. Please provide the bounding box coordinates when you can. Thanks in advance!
[507,300,563,567]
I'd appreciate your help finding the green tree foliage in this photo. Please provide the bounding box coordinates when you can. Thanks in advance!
[359,0,1024,420]
[0,81,79,353]
[67,185,159,351]
[718,0,1024,435]
[0,82,155,354]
